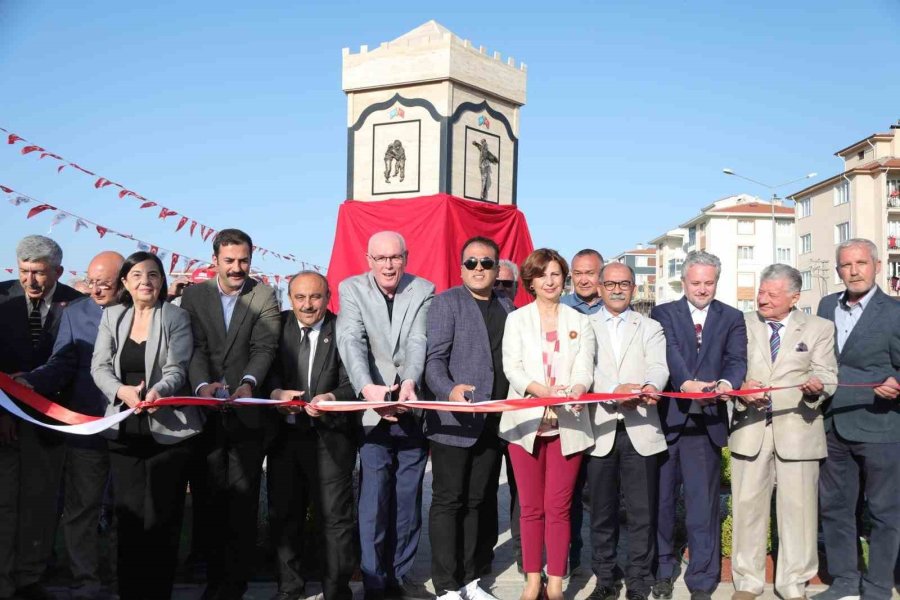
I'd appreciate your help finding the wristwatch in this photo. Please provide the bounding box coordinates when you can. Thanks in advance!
[240,378,256,391]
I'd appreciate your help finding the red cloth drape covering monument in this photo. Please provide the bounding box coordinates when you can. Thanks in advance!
[326,194,534,312]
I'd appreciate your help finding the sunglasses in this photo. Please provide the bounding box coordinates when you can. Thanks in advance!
[462,257,496,271]
[494,280,515,289]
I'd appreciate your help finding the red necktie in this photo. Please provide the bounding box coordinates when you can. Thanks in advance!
[694,323,703,349]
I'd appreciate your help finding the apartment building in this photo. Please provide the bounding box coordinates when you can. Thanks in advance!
[788,122,900,312]
[650,194,795,311]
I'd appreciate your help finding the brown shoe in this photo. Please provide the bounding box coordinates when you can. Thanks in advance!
[731,593,759,600]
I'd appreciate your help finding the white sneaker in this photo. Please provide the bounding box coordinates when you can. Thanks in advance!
[437,591,464,600]
[462,580,500,600]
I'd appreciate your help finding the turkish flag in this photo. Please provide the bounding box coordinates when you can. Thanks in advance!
[26,204,55,219]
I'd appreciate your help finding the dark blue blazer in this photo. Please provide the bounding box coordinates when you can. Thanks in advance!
[817,287,900,443]
[23,297,108,448]
[424,285,513,447]
[650,297,747,447]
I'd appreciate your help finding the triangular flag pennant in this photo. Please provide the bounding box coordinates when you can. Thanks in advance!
[170,253,180,273]
[57,165,66,173]
[189,220,198,236]
[7,134,24,145]
[49,212,67,231]
[39,152,63,161]
[137,242,151,252]
[69,270,77,277]
[175,216,189,232]
[158,207,177,220]
[203,228,215,242]
[27,204,55,219]
[74,219,88,233]
[4,268,12,273]
[274,275,281,285]
[0,185,14,193]
[119,189,137,199]
[185,259,199,272]
[200,225,207,239]
[70,163,96,176]
[139,201,157,209]
[157,250,169,263]
[9,196,29,207]
[150,246,159,255]
[21,145,44,155]
[96,225,108,238]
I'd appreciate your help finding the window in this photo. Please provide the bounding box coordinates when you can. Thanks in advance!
[834,181,850,206]
[737,299,755,312]
[667,258,683,278]
[797,198,811,218]
[835,222,850,244]
[777,247,791,263]
[635,256,648,268]
[737,219,754,235]
[801,270,812,291]
[800,233,812,254]
[738,246,754,261]
[737,272,755,288]
[889,179,900,206]
[688,226,697,247]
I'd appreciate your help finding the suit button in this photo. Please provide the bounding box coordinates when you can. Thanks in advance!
[394,361,400,367]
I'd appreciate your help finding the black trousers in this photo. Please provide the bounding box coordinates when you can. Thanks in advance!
[109,431,193,600]
[502,443,521,570]
[204,412,266,598]
[429,433,502,595]
[819,429,900,600]
[588,426,658,596]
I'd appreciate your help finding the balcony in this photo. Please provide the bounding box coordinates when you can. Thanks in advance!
[889,191,900,211]
[888,235,900,253]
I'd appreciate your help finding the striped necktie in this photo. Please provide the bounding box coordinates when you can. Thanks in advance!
[28,298,43,348]
[766,321,783,424]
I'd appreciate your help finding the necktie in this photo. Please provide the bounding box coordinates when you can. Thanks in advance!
[28,299,43,348]
[694,322,703,349]
[766,321,783,424]
[298,327,312,391]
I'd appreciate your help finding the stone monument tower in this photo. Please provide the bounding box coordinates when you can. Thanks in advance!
[342,21,526,205]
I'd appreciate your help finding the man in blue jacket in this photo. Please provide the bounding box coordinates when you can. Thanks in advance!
[649,251,747,600]
[18,250,123,600]
[425,236,514,600]
[813,239,900,600]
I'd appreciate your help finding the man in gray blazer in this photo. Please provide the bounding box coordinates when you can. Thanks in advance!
[180,229,281,600]
[336,231,434,600]
[585,262,668,600]
[814,239,900,600]
[425,236,514,600]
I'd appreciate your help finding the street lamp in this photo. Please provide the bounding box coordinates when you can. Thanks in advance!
[722,168,817,264]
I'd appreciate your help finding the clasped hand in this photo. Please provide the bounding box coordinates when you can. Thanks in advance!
[362,380,416,422]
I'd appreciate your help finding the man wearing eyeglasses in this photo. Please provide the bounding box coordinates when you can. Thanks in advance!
[425,236,514,600]
[585,263,668,600]
[336,231,435,600]
[560,248,604,576]
[494,259,519,302]
[14,251,124,600]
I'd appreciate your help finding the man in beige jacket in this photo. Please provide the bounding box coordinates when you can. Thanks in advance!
[730,264,837,600]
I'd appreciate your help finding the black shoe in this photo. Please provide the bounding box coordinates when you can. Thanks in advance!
[586,585,619,600]
[364,590,386,600]
[650,578,673,600]
[13,584,55,600]
[625,591,648,600]
[689,592,712,600]
[387,579,433,600]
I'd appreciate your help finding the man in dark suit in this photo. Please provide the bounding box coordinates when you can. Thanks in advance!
[265,271,358,600]
[0,235,83,600]
[649,251,747,600]
[180,229,281,600]
[814,238,900,600]
[425,236,514,600]
[17,251,123,600]
[336,231,435,600]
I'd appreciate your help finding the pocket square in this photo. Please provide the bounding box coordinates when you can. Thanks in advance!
[795,342,808,352]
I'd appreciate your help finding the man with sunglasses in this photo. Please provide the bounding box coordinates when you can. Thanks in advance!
[585,263,668,600]
[336,231,435,600]
[425,237,514,600]
[560,248,604,577]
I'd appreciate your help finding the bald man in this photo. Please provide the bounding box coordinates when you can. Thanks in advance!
[337,231,435,600]
[18,250,124,600]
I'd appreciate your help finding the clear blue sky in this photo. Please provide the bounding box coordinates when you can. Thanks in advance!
[2,0,899,282]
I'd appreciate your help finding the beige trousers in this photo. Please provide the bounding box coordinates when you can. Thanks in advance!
[731,425,819,598]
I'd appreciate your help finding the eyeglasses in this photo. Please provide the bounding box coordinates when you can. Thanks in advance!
[462,257,496,271]
[368,253,406,264]
[601,280,634,291]
[494,280,515,289]
[86,280,115,291]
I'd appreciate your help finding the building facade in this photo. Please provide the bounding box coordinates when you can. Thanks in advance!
[788,123,900,312]
[650,194,796,311]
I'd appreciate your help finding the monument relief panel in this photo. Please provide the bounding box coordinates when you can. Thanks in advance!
[464,127,500,203]
[372,120,421,195]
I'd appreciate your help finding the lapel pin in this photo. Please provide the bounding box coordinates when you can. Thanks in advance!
[569,330,578,339]
[322,337,330,344]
